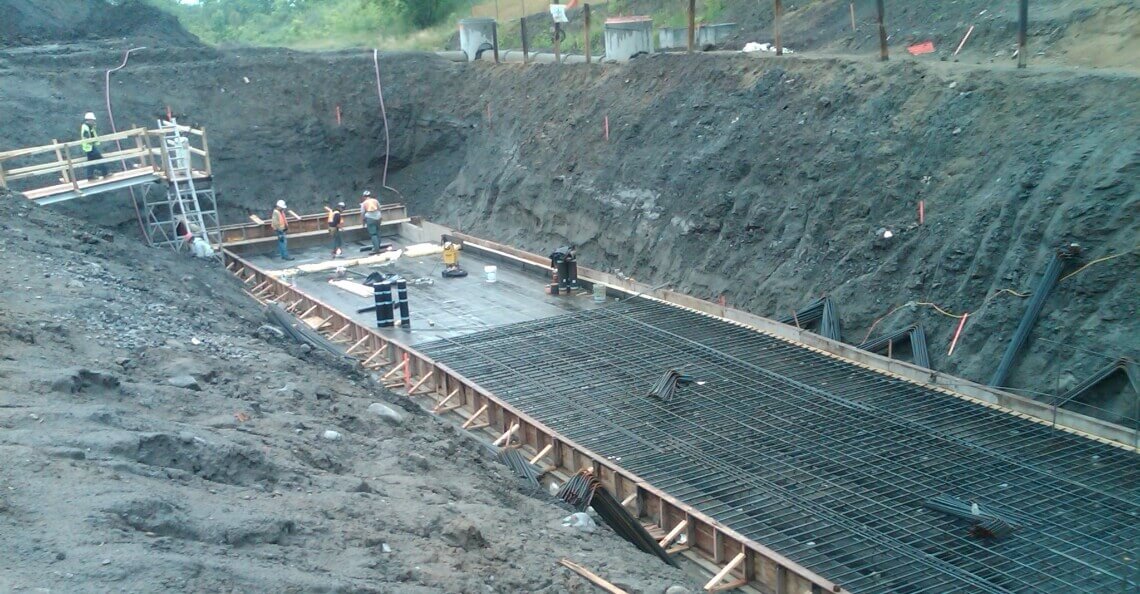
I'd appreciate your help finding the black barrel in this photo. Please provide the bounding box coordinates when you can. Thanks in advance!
[396,279,411,329]
[375,281,394,328]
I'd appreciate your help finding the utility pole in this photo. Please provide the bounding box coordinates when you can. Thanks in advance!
[774,0,783,56]
[687,0,696,53]
[876,0,889,61]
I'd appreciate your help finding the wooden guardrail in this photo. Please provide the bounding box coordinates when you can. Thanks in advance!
[0,126,211,194]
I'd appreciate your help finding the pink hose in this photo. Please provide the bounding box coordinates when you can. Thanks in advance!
[104,47,148,242]
[372,49,403,200]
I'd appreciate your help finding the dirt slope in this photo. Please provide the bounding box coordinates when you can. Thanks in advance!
[0,190,698,592]
[0,0,200,48]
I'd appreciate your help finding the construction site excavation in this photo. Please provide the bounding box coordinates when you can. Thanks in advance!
[1,1,1138,593]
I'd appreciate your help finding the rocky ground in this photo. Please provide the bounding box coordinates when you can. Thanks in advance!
[0,192,699,592]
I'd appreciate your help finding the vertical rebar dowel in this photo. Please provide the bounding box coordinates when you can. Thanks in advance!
[492,22,500,63]
[1018,0,1029,68]
[687,0,696,53]
[876,0,889,61]
[584,4,591,64]
[520,18,530,63]
[774,0,783,56]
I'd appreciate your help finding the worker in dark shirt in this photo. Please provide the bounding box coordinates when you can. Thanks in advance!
[328,201,345,258]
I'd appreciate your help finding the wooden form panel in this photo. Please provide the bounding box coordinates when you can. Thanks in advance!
[222,248,848,594]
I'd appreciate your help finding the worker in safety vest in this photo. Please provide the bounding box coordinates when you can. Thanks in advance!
[80,112,109,180]
[328,201,345,258]
[271,200,294,260]
[360,190,382,254]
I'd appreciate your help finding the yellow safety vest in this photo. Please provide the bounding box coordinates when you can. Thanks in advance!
[80,123,98,152]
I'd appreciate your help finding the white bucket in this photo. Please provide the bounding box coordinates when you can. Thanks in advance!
[484,265,497,282]
[593,283,606,303]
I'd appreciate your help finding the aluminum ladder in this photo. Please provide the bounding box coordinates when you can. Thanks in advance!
[140,119,220,249]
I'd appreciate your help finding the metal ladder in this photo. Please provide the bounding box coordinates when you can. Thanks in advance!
[140,119,220,249]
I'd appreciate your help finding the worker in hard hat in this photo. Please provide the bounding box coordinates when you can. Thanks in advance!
[360,190,382,254]
[80,112,109,180]
[271,200,294,260]
[328,201,345,258]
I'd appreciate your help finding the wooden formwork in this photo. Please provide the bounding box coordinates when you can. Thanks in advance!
[222,248,846,594]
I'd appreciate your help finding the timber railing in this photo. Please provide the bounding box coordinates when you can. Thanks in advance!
[0,126,212,195]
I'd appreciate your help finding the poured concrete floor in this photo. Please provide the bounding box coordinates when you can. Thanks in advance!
[243,238,601,345]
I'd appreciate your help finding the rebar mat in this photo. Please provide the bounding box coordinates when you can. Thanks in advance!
[419,298,1140,594]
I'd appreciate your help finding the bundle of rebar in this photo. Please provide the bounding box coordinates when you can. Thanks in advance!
[1053,358,1138,412]
[925,494,1021,541]
[989,252,1067,387]
[494,446,543,488]
[265,302,355,361]
[857,325,932,369]
[778,297,843,341]
[556,470,678,566]
[647,369,694,403]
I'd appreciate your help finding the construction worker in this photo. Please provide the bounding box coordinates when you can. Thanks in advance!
[80,112,109,180]
[328,201,345,258]
[271,200,294,260]
[360,190,382,254]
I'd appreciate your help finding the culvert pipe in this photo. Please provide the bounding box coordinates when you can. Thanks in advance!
[438,50,594,64]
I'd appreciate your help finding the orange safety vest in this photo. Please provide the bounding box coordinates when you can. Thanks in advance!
[273,209,288,230]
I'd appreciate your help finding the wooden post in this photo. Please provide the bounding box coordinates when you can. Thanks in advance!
[62,144,80,192]
[141,129,156,172]
[0,161,6,189]
[200,127,212,177]
[492,21,500,63]
[52,140,67,185]
[554,21,562,62]
[133,131,146,171]
[583,4,591,64]
[1017,0,1028,68]
[774,0,783,56]
[876,0,889,61]
[687,0,696,53]
[850,1,856,31]
[520,17,530,63]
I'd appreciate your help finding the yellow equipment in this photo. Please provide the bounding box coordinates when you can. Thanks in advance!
[442,242,459,267]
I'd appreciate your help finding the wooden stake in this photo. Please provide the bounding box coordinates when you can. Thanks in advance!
[876,0,889,61]
[954,25,975,56]
[658,520,688,547]
[850,1,856,31]
[492,423,519,446]
[704,552,747,592]
[462,404,489,429]
[327,325,351,342]
[559,559,629,594]
[381,363,404,381]
[621,493,637,507]
[361,345,388,368]
[408,371,434,395]
[346,336,370,354]
[774,0,783,56]
[433,389,460,413]
[583,4,591,64]
[529,443,553,464]
[687,0,696,53]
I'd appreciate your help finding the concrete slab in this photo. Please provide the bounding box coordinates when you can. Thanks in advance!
[243,238,600,346]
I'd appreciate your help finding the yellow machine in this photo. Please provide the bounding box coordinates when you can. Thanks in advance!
[441,241,467,278]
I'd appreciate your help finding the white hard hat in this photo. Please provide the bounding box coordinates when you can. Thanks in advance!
[276,200,287,208]
[84,112,96,120]
[362,190,372,197]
